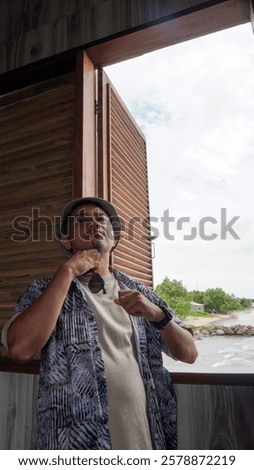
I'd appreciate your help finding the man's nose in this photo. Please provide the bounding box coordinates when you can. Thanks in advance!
[88,218,100,229]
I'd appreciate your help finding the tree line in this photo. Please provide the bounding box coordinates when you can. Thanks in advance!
[155,277,251,319]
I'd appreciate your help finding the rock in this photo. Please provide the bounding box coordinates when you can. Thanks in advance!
[194,335,202,340]
[193,323,254,337]
[234,324,244,333]
[223,327,235,335]
[199,329,210,336]
[235,326,248,335]
[215,329,225,335]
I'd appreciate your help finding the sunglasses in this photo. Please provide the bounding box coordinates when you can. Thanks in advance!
[88,272,106,294]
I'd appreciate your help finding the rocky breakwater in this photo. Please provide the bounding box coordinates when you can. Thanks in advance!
[194,324,254,340]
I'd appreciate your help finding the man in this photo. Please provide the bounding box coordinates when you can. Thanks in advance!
[1,197,197,450]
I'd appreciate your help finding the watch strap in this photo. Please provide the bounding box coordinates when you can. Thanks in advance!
[150,303,173,329]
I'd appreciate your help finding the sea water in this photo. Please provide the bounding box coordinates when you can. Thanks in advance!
[163,309,254,373]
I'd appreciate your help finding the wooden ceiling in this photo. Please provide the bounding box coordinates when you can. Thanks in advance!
[86,0,250,67]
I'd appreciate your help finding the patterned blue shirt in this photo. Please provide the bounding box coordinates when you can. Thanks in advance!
[13,269,187,450]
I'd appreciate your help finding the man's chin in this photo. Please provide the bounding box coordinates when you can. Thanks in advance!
[91,240,103,253]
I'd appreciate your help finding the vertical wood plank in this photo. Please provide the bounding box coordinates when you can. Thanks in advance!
[0,372,38,450]
[74,52,85,198]
[97,69,111,200]
[175,383,254,450]
[74,51,96,198]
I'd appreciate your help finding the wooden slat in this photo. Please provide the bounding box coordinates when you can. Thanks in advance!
[112,181,150,219]
[116,241,152,263]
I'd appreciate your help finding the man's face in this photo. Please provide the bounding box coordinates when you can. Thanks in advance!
[66,204,115,254]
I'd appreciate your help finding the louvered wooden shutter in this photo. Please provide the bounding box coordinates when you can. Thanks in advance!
[98,70,153,287]
[0,75,75,332]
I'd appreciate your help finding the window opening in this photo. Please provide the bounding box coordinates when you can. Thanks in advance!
[105,23,254,373]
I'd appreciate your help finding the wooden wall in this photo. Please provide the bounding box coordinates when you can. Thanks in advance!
[0,372,253,449]
[0,74,76,348]
[0,0,250,74]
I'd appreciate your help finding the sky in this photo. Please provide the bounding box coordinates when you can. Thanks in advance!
[105,23,254,299]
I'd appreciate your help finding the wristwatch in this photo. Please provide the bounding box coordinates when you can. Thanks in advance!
[150,304,173,329]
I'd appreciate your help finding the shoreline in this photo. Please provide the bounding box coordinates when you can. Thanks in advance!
[185,311,237,327]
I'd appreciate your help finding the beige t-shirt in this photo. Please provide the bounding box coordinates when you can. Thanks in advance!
[81,274,153,450]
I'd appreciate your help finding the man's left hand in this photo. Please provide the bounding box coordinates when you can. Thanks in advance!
[114,290,165,323]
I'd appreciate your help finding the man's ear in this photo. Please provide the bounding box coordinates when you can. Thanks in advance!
[60,235,72,251]
[110,243,117,253]
[110,234,121,253]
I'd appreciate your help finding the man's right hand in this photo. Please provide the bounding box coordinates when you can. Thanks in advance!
[62,249,100,277]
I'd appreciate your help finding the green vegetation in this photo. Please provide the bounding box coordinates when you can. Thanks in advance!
[155,277,251,320]
[155,278,192,319]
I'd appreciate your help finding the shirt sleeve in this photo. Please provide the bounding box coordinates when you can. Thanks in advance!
[1,312,22,350]
[1,278,49,351]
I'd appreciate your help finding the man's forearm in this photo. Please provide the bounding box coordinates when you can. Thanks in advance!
[160,320,198,364]
[7,264,74,363]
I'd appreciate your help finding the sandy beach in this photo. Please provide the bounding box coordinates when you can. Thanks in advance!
[185,312,236,327]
